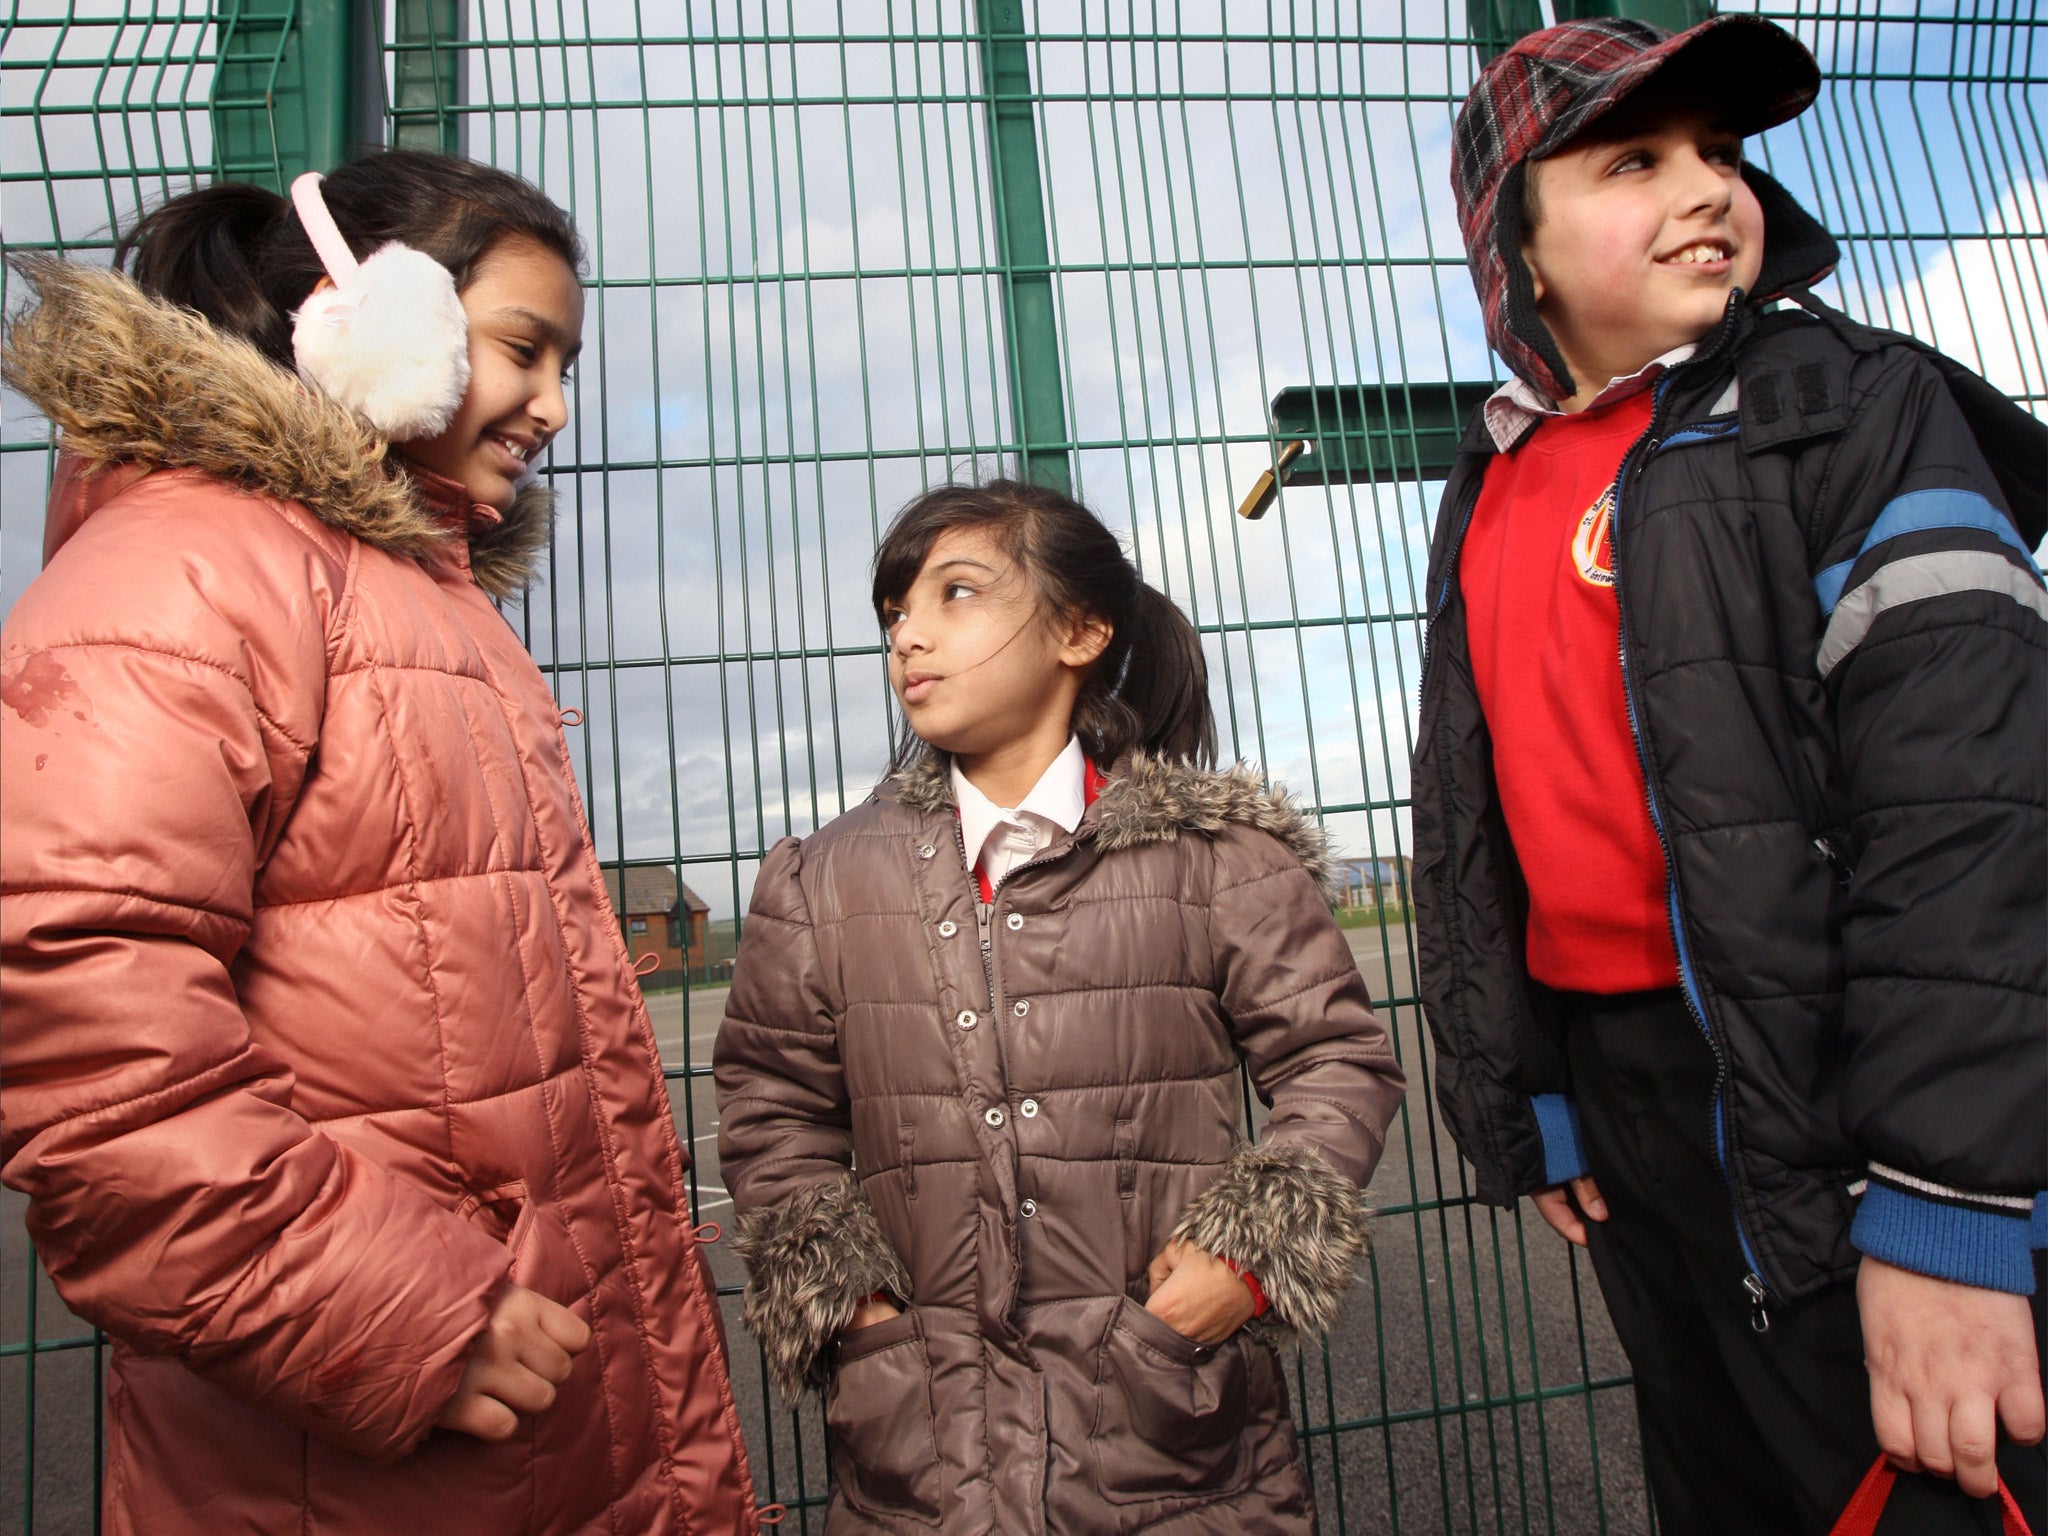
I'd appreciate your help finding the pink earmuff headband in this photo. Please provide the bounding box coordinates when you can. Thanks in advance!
[288,172,471,439]
[291,172,365,288]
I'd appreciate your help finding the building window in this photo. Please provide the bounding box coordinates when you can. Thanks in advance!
[630,918,648,934]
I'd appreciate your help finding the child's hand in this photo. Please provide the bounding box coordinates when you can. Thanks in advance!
[1530,1175,1608,1247]
[1859,1256,2045,1497]
[1144,1239,1257,1344]
[844,1295,903,1333]
[436,1285,591,1442]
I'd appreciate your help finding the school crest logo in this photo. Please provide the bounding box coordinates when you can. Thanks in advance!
[1573,486,1617,588]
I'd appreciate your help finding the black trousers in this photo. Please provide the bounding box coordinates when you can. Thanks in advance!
[1559,987,2047,1536]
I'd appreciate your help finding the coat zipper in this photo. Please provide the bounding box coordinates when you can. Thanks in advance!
[953,820,999,1016]
[952,817,1073,1116]
[1611,376,1775,1330]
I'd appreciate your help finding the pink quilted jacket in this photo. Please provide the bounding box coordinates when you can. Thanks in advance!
[0,259,757,1535]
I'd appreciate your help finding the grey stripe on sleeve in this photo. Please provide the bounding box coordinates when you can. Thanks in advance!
[1818,550,2048,679]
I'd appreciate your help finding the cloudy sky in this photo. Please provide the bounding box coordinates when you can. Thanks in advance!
[4,0,2043,922]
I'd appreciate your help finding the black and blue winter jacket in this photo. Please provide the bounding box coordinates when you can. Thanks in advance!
[1411,173,2047,1308]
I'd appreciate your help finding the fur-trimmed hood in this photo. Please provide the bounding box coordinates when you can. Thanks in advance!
[882,748,1340,900]
[2,254,551,599]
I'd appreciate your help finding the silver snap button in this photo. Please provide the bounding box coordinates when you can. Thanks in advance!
[918,844,937,859]
[1020,1198,1038,1218]
[937,919,958,938]
[1006,912,1024,931]
[1013,998,1030,1017]
[984,1106,1005,1127]
[956,1009,978,1030]
[1019,1098,1039,1118]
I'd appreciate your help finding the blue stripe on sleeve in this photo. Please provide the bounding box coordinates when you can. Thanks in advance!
[1812,488,2040,616]
[1850,1183,2037,1295]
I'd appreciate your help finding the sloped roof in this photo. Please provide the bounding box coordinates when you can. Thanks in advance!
[600,865,711,916]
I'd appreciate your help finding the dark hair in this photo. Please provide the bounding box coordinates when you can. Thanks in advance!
[872,476,1216,770]
[116,148,584,368]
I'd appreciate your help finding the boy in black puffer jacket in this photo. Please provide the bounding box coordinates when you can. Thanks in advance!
[1412,17,2046,1534]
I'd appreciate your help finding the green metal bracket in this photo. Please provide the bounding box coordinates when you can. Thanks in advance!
[1470,0,1714,61]
[1557,0,1714,29]
[212,0,360,189]
[975,1,1071,494]
[1469,0,1546,63]
[1236,382,1496,520]
[387,0,466,155]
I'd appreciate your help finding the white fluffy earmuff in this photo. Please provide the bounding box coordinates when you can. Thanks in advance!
[288,172,471,439]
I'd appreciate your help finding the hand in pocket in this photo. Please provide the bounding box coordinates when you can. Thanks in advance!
[1144,1239,1256,1345]
[437,1285,591,1441]
[843,1294,902,1336]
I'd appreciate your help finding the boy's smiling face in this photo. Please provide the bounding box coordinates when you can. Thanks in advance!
[1520,99,1765,404]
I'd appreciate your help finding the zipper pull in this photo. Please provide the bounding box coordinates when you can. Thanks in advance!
[977,900,992,955]
[1812,835,1851,885]
[1743,1273,1771,1334]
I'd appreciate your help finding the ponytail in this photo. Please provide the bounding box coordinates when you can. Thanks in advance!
[873,476,1217,771]
[1081,581,1214,767]
[117,183,298,364]
[114,149,583,370]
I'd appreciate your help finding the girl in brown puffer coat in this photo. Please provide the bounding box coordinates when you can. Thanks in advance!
[715,478,1408,1535]
[1,152,756,1535]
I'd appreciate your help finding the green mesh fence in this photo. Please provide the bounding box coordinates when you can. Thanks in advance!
[3,3,2044,1532]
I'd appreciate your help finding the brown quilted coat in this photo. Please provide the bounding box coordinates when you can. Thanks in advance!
[0,260,757,1536]
[715,751,1407,1535]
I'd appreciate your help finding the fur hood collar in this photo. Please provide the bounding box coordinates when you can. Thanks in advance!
[2,254,551,598]
[883,748,1338,898]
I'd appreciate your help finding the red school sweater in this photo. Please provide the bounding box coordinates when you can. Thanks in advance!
[1458,389,1680,994]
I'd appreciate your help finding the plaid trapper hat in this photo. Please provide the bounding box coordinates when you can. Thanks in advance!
[1453,17,1821,402]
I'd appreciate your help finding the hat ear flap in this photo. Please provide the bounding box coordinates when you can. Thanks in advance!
[1494,161,1577,402]
[288,173,471,440]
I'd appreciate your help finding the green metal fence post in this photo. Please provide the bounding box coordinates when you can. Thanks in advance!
[974,0,1071,494]
[211,0,365,189]
[1559,0,1714,28]
[1471,0,1712,60]
[387,0,466,156]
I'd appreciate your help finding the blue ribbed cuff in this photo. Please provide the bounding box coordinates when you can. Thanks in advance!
[1850,1184,2037,1295]
[2031,1195,2047,1250]
[1530,1094,1589,1185]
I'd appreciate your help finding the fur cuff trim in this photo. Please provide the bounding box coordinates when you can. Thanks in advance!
[732,1172,912,1401]
[1171,1140,1369,1340]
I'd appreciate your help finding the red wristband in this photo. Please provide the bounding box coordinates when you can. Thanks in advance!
[1218,1257,1270,1319]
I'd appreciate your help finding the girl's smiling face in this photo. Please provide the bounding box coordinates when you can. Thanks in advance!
[881,525,1109,763]
[397,236,584,510]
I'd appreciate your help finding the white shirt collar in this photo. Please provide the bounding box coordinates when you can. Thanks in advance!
[1481,343,1698,452]
[952,736,1088,876]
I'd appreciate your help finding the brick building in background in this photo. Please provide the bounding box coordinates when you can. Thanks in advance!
[600,865,711,991]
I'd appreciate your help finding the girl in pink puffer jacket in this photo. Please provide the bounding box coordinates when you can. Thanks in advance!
[1,151,756,1535]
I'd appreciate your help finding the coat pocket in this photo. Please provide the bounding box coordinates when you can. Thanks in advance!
[504,1196,590,1311]
[826,1309,943,1525]
[1091,1296,1252,1505]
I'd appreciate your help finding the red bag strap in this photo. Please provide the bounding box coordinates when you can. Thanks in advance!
[1828,1457,2034,1536]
